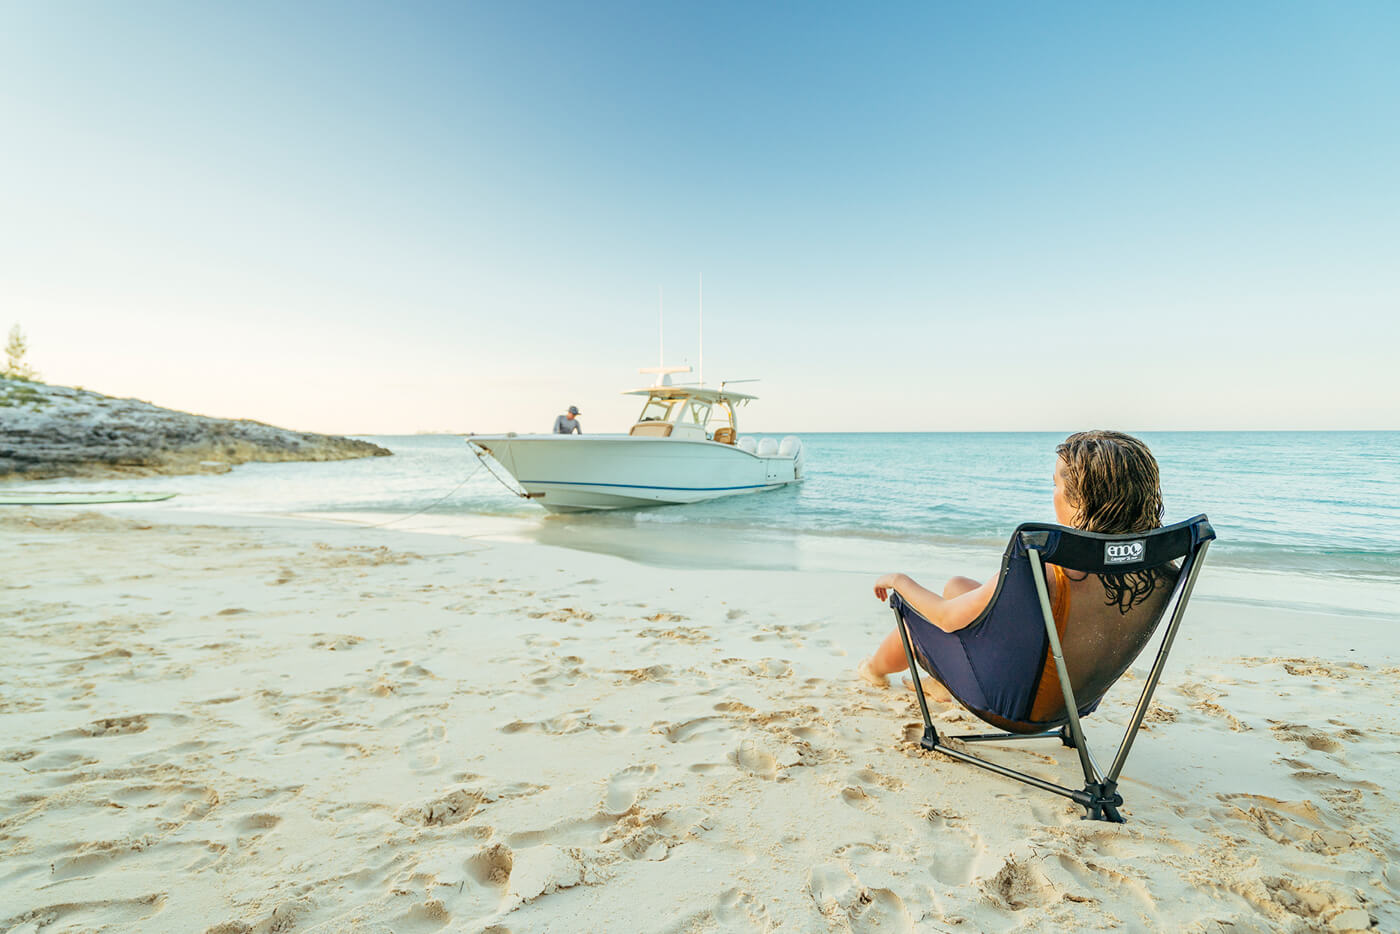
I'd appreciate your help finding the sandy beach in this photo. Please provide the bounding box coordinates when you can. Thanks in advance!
[2,507,1396,933]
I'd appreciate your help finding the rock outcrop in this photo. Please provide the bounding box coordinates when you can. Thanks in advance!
[0,379,391,481]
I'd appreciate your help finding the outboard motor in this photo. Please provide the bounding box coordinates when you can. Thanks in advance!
[779,436,804,479]
[756,437,779,457]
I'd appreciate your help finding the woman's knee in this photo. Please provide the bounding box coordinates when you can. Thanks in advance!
[943,576,981,599]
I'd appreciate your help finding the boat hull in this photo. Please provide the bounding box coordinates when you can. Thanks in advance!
[467,435,801,512]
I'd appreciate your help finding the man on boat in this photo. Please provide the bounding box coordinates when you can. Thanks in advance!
[553,406,582,434]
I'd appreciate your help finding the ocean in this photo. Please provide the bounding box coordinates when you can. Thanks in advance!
[10,431,1398,581]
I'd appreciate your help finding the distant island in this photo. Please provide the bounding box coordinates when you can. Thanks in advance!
[0,378,391,481]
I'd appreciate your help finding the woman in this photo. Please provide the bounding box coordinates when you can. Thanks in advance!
[859,430,1167,699]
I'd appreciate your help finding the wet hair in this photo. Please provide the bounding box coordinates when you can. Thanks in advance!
[1055,430,1166,613]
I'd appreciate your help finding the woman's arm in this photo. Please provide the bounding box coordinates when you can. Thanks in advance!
[873,572,999,633]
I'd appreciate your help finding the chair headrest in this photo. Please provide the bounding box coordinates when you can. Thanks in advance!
[1013,515,1213,574]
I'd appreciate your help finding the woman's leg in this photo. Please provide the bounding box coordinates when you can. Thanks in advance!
[866,627,912,677]
[942,576,981,599]
[859,575,981,696]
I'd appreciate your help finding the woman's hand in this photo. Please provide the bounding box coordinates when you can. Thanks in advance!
[874,572,906,602]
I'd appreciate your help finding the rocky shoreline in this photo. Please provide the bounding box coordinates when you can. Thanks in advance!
[0,379,391,481]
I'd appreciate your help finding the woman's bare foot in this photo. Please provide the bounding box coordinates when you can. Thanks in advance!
[902,675,952,704]
[856,657,889,688]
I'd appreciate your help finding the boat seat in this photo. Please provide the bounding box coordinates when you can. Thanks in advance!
[713,427,736,445]
[630,422,673,437]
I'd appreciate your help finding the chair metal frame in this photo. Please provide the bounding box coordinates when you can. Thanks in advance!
[893,530,1212,822]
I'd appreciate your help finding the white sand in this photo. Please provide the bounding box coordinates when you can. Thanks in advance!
[2,508,1396,932]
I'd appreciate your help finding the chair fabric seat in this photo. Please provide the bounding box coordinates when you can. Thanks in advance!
[888,515,1215,821]
[893,518,1202,733]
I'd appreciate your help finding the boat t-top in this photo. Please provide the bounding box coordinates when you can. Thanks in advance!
[467,366,803,512]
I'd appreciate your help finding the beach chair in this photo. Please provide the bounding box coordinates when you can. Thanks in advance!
[889,515,1215,822]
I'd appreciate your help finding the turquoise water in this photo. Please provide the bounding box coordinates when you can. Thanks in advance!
[8,432,1398,579]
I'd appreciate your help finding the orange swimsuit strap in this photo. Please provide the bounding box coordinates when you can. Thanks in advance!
[1029,563,1073,722]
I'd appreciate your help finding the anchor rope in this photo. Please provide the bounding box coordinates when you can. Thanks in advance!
[356,458,486,528]
[470,442,533,500]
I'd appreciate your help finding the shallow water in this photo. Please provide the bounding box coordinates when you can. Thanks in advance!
[6,431,1398,580]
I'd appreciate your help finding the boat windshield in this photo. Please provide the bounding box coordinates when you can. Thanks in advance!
[637,397,675,423]
[679,399,712,426]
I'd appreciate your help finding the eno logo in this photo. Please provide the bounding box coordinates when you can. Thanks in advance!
[1105,540,1145,564]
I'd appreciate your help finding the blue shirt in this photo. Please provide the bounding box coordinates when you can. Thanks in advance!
[553,415,581,434]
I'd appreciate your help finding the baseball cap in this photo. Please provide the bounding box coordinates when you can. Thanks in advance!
[568,406,580,415]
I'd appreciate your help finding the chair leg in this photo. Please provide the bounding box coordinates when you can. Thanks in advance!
[891,604,939,750]
[1079,778,1125,823]
[891,602,1126,821]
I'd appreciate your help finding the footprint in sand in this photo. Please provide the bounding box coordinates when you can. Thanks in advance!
[921,810,986,886]
[403,718,447,771]
[235,812,282,833]
[51,837,226,883]
[979,855,1059,911]
[658,716,726,744]
[507,844,592,901]
[838,769,902,812]
[311,633,364,651]
[808,861,862,919]
[618,829,667,861]
[466,842,514,886]
[840,785,877,811]
[397,788,484,827]
[712,888,773,928]
[808,860,916,933]
[1270,721,1343,753]
[845,888,915,933]
[23,749,99,780]
[615,664,674,683]
[637,627,710,644]
[745,658,793,679]
[76,714,154,736]
[1282,758,1381,793]
[107,781,220,821]
[505,813,616,849]
[502,711,624,736]
[1052,850,1155,913]
[606,801,676,862]
[732,735,779,780]
[1176,681,1251,732]
[1280,658,1362,679]
[1140,702,1179,730]
[392,898,452,931]
[713,700,755,715]
[1027,797,1078,826]
[1226,874,1373,932]
[603,764,658,815]
[1212,793,1362,855]
[526,656,586,687]
[527,607,595,622]
[9,895,168,930]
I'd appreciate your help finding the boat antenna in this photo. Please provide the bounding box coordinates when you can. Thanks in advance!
[698,273,703,387]
[658,285,664,370]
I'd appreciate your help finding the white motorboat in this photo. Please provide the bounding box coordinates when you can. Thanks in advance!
[467,368,803,513]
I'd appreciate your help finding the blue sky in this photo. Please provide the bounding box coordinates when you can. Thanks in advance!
[2,2,1396,433]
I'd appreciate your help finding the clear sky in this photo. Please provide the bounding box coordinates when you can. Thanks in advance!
[2,2,1397,434]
